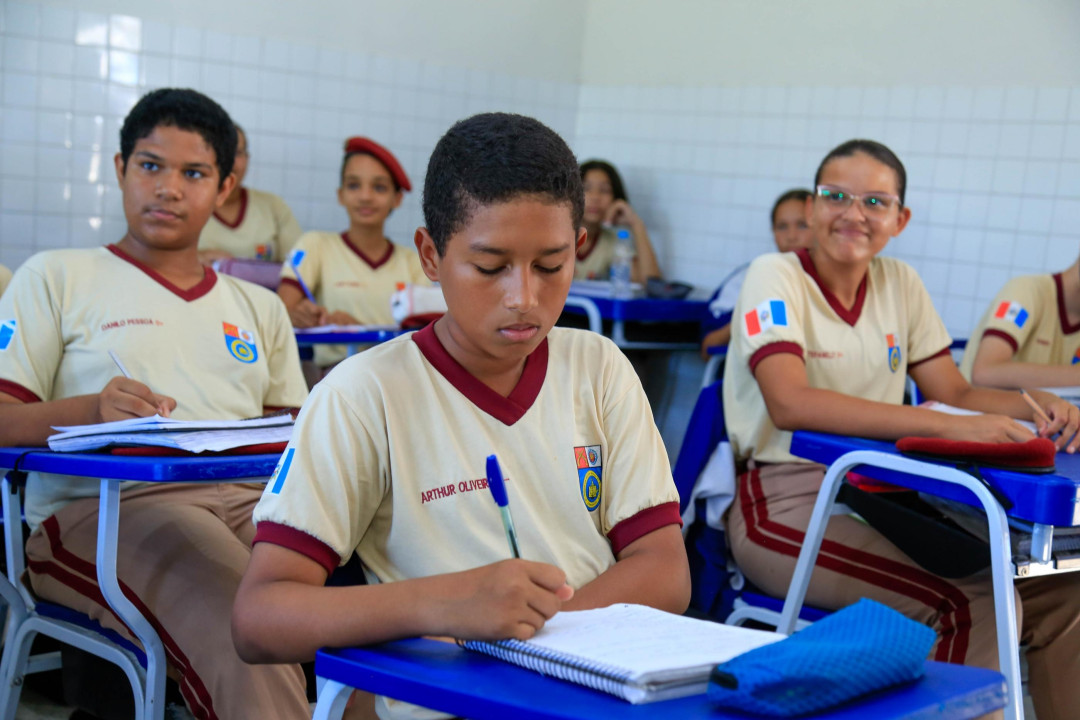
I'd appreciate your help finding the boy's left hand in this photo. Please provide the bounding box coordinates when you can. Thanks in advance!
[1038,396,1080,453]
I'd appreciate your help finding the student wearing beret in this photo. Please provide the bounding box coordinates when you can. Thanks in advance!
[278,137,429,368]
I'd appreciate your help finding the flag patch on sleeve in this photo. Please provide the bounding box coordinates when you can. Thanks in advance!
[744,299,788,337]
[993,301,1028,328]
[0,320,15,351]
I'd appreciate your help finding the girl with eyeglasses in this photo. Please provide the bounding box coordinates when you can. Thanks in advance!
[722,139,1080,718]
[576,160,662,282]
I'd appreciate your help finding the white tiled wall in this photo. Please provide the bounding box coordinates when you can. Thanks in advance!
[0,2,579,270]
[575,84,1080,339]
[4,2,1080,342]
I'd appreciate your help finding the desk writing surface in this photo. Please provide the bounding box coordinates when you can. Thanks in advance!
[562,295,708,323]
[316,639,1005,720]
[0,448,281,482]
[789,432,1080,527]
[293,328,404,346]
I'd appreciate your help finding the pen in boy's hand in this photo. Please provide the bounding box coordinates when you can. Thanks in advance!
[486,454,521,559]
[107,350,171,417]
[1020,388,1053,429]
[108,349,132,379]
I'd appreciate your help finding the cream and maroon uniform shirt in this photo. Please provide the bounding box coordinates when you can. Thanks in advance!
[253,325,681,589]
[0,245,308,528]
[724,249,952,465]
[574,227,630,281]
[198,187,302,262]
[959,273,1080,380]
[280,231,429,366]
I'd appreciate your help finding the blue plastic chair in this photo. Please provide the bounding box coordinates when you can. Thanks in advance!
[674,381,827,629]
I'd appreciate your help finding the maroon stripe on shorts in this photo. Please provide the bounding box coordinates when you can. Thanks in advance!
[738,468,973,663]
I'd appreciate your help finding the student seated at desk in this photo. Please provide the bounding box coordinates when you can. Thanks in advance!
[960,248,1080,389]
[0,89,310,720]
[723,139,1080,720]
[700,188,812,358]
[278,136,429,369]
[198,123,303,264]
[575,159,662,282]
[235,113,690,720]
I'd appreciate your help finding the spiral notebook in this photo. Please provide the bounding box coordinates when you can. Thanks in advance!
[459,603,783,704]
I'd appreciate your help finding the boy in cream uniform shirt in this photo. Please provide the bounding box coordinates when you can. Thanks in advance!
[235,113,690,720]
[198,125,302,263]
[961,271,1080,385]
[0,89,310,720]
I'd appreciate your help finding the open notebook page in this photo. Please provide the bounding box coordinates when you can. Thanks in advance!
[521,603,783,681]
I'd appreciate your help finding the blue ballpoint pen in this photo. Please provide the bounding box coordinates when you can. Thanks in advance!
[287,249,318,305]
[486,454,521,558]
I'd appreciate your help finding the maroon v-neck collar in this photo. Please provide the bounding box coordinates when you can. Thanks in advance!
[107,244,217,301]
[340,232,394,270]
[213,187,248,229]
[1053,273,1080,334]
[796,248,868,327]
[411,324,548,426]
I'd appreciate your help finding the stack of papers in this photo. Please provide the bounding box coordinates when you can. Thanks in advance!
[567,279,644,298]
[48,414,294,453]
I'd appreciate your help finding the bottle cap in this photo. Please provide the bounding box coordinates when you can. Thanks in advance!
[616,229,631,240]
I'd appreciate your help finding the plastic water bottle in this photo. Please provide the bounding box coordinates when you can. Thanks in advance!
[610,228,634,299]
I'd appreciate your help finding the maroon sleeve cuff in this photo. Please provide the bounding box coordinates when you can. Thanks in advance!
[253,521,341,575]
[607,501,682,555]
[908,346,951,369]
[981,328,1019,354]
[749,341,804,374]
[279,277,304,293]
[0,379,41,404]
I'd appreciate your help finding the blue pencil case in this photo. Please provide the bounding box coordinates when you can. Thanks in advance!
[707,598,935,717]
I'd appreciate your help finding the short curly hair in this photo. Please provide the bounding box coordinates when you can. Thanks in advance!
[119,88,237,187]
[422,113,584,255]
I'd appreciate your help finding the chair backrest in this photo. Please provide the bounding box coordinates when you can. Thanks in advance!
[212,258,283,290]
[673,380,726,515]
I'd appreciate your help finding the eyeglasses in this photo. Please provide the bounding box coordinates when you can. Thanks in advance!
[815,185,900,216]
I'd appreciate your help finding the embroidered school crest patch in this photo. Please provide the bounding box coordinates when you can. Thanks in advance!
[1072,348,1080,366]
[994,301,1028,328]
[575,445,602,512]
[223,322,258,363]
[744,299,788,337]
[886,333,901,373]
[255,243,272,261]
[0,320,15,351]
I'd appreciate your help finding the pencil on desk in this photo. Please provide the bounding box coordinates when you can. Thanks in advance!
[1020,389,1052,427]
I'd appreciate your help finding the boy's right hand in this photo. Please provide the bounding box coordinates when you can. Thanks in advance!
[288,299,328,328]
[98,377,177,422]
[437,559,574,641]
[941,413,1036,444]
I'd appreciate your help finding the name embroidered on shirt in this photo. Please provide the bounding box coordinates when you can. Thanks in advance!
[100,317,164,331]
[994,301,1028,328]
[744,299,788,337]
[808,350,843,359]
[420,478,490,504]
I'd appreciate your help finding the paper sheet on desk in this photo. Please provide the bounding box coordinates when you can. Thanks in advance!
[921,401,1038,434]
[48,414,294,453]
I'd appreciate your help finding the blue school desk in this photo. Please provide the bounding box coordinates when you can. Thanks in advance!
[563,293,708,350]
[784,430,1080,720]
[294,327,405,357]
[311,638,1005,720]
[0,448,282,720]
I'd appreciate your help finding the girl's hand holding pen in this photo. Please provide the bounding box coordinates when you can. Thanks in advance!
[1029,390,1080,453]
[98,376,176,422]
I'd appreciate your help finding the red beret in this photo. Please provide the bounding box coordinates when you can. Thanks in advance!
[343,136,411,192]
